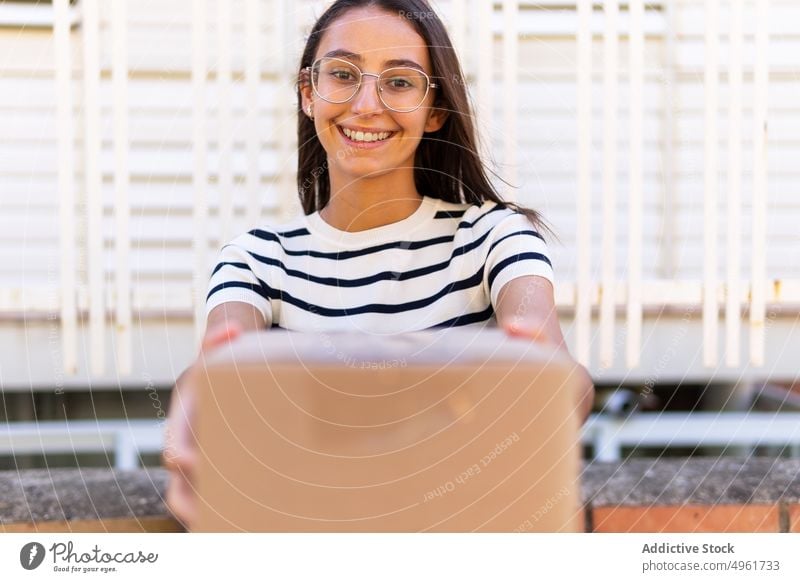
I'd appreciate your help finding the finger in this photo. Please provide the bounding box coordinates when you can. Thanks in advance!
[200,322,242,354]
[504,320,548,342]
[165,474,195,530]
[162,446,197,478]
[163,416,198,463]
[162,413,198,475]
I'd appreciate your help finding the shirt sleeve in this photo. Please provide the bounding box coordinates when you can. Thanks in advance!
[205,241,273,326]
[483,210,555,308]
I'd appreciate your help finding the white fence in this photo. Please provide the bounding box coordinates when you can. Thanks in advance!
[1,0,798,387]
[6,411,800,468]
[0,419,164,470]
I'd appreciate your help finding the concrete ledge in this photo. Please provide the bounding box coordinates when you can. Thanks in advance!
[583,458,800,532]
[0,468,182,532]
[583,458,800,506]
[2,458,799,532]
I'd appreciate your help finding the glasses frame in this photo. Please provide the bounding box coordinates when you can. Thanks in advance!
[304,57,439,113]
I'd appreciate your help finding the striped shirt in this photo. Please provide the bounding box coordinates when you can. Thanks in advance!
[206,196,554,333]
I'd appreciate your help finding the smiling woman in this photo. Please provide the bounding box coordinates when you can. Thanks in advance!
[163,0,594,530]
[294,0,550,233]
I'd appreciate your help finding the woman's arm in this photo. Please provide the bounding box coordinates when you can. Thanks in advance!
[163,301,266,529]
[493,276,595,423]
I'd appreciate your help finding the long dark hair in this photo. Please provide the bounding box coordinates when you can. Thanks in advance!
[296,0,551,236]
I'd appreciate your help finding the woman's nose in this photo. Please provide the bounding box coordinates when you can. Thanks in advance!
[349,73,384,114]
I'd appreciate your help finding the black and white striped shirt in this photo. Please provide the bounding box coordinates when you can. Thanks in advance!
[206,196,554,333]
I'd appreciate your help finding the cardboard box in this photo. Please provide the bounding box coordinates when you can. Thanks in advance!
[193,327,583,532]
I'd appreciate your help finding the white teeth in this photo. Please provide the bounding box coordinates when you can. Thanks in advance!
[342,127,391,142]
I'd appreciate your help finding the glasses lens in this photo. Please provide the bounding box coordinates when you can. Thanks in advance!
[312,58,360,103]
[379,68,429,112]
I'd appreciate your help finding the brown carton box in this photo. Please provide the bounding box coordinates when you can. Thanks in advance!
[193,327,583,532]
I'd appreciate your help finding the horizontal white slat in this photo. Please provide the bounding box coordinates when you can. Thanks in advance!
[0,143,291,178]
[8,146,799,185]
[0,23,800,76]
[674,2,800,38]
[0,2,80,28]
[122,1,669,40]
[485,8,667,37]
[0,202,700,242]
[0,75,293,109]
[513,147,800,177]
[675,38,800,71]
[16,143,800,181]
[0,76,673,114]
[0,181,282,214]
[0,36,658,78]
[19,172,796,208]
[6,74,800,116]
[3,280,800,315]
[12,105,751,146]
[0,3,672,72]
[674,114,800,144]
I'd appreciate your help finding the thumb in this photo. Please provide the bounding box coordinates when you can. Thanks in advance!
[200,321,243,355]
[503,318,549,343]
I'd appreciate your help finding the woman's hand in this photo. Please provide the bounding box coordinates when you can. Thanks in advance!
[162,322,242,529]
[494,276,595,423]
[501,316,595,423]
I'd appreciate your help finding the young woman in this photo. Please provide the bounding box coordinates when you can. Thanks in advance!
[164,0,594,529]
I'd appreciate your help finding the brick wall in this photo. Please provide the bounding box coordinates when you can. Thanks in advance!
[2,458,799,533]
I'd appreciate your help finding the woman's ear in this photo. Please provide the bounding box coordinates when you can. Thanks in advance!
[424,106,448,133]
[298,69,314,117]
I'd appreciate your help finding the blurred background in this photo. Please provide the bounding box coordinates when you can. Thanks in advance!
[0,0,798,471]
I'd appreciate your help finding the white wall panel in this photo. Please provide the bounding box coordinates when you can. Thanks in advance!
[0,0,798,382]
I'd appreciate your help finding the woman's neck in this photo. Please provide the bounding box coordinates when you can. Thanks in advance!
[321,171,423,232]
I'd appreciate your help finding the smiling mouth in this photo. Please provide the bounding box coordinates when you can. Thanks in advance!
[339,126,395,143]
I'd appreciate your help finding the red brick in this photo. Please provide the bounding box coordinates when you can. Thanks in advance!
[0,517,183,533]
[592,504,779,533]
[788,504,800,533]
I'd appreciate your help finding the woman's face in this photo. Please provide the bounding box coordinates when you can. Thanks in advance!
[301,6,447,186]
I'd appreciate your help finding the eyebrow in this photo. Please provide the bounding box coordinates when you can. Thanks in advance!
[321,49,426,71]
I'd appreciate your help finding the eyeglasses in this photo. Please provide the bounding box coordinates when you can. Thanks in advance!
[304,57,438,113]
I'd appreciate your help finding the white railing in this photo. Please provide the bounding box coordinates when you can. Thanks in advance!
[5,413,800,469]
[3,0,796,384]
[0,420,164,471]
[585,412,800,462]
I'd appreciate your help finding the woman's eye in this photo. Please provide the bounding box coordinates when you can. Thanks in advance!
[330,69,356,81]
[385,77,413,90]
